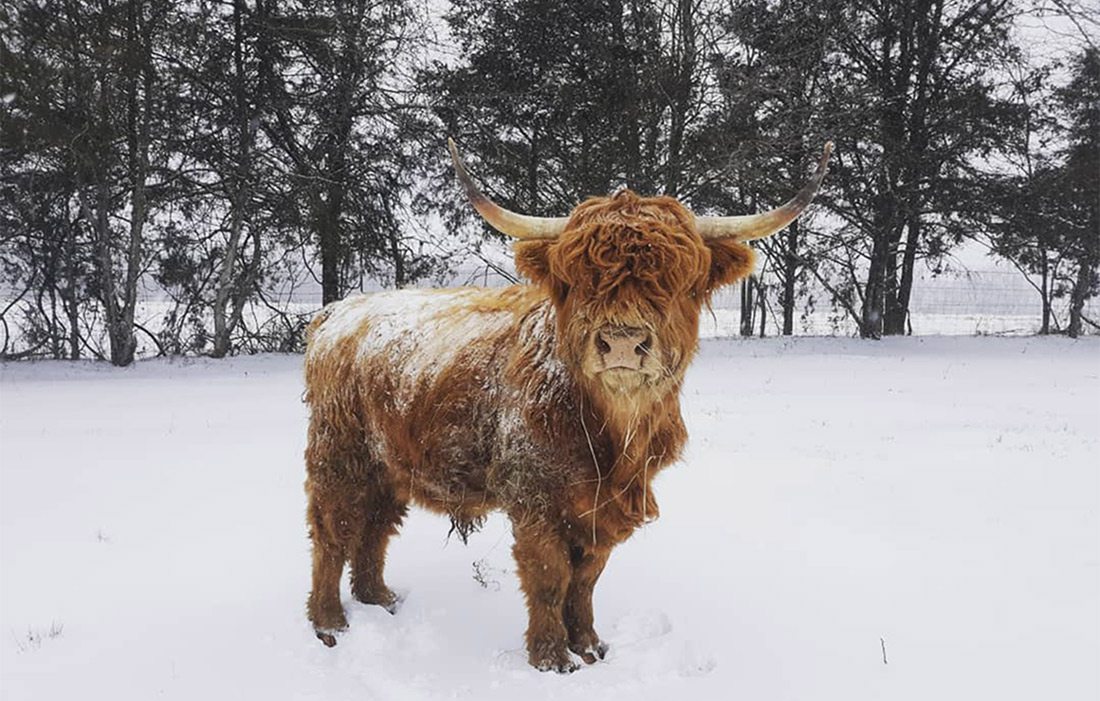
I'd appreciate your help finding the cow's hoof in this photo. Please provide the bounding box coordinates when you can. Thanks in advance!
[382,592,404,615]
[531,649,580,674]
[353,587,402,614]
[314,628,342,647]
[571,640,609,664]
[537,658,580,674]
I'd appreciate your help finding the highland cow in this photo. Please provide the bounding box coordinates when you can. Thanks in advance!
[303,139,832,672]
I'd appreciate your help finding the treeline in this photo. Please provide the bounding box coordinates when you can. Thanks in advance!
[1,0,1097,364]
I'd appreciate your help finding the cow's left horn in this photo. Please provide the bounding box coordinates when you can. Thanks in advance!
[695,142,833,241]
[448,138,569,240]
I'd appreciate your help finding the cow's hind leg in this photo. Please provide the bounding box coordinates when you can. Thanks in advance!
[349,475,408,613]
[306,483,351,646]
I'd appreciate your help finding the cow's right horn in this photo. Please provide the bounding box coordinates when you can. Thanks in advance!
[448,138,569,240]
[695,142,833,241]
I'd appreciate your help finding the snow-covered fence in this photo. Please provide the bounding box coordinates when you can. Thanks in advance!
[703,268,1096,338]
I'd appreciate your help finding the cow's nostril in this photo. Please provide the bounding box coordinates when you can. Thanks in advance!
[635,337,652,357]
[596,335,611,354]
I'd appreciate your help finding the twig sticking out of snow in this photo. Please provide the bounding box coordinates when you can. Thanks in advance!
[880,637,888,665]
[472,559,502,591]
[12,622,64,653]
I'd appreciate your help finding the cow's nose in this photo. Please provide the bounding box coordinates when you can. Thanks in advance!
[596,326,650,370]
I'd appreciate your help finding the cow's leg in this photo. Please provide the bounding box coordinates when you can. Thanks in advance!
[306,483,350,646]
[564,545,611,664]
[512,521,578,673]
[349,477,407,613]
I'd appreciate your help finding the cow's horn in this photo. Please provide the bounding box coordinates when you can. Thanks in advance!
[448,138,569,240]
[695,142,833,241]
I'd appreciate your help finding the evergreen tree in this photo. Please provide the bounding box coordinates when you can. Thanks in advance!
[1059,48,1100,337]
[258,0,439,305]
[979,60,1065,334]
[821,0,1020,337]
[423,0,722,222]
[1,0,179,364]
[706,0,838,335]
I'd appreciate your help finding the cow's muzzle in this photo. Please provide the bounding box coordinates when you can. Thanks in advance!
[595,326,652,371]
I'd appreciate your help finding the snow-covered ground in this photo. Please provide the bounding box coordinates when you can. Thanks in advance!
[2,337,1098,700]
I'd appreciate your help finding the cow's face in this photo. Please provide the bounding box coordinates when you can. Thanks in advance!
[514,191,754,394]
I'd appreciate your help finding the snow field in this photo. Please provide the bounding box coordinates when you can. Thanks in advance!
[1,336,1097,700]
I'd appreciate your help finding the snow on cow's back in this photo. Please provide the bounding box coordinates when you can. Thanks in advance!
[306,287,528,407]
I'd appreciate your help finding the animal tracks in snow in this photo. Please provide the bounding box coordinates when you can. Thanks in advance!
[608,610,718,678]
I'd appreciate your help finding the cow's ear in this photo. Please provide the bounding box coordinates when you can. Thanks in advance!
[513,240,554,285]
[705,239,756,290]
[515,240,570,305]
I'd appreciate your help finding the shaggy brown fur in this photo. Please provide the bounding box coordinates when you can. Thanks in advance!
[303,189,755,672]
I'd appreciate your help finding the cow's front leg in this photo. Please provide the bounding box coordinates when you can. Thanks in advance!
[564,545,610,663]
[511,522,578,673]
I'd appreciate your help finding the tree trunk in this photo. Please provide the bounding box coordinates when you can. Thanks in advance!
[1067,257,1095,338]
[886,0,937,337]
[317,0,365,304]
[316,131,349,306]
[886,210,920,335]
[89,36,128,362]
[93,168,134,365]
[388,228,406,288]
[861,207,891,339]
[883,232,903,334]
[740,277,754,337]
[663,0,694,196]
[757,282,767,338]
[1039,251,1051,335]
[318,197,343,305]
[527,134,540,210]
[781,221,798,335]
[110,0,153,367]
[48,282,61,359]
[609,0,643,189]
[212,0,254,358]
